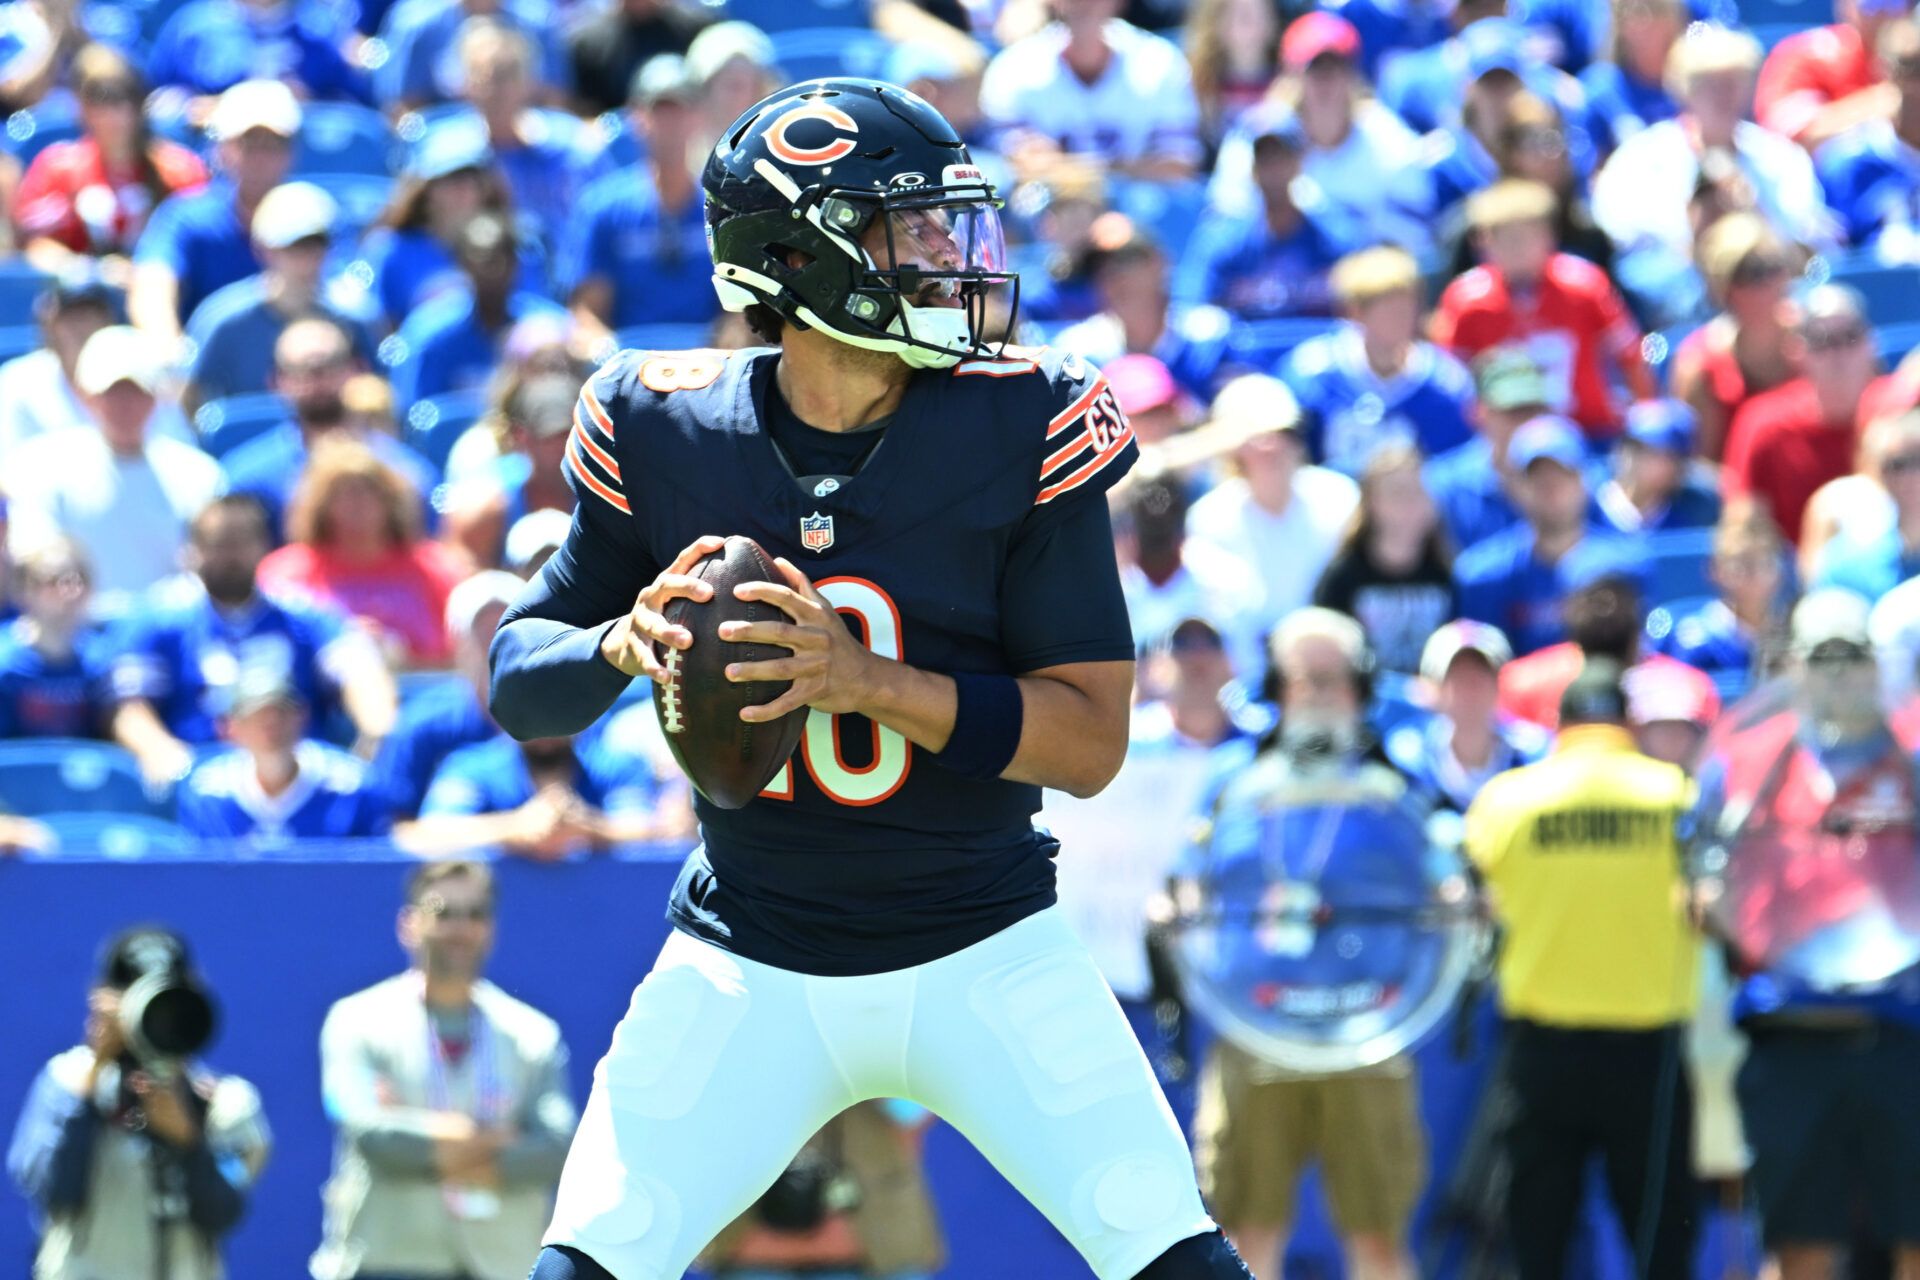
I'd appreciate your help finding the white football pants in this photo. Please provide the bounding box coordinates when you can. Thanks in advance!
[544,907,1217,1280]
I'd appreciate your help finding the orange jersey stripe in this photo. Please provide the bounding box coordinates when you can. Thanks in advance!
[568,436,631,514]
[580,384,616,438]
[1035,422,1134,505]
[1046,377,1107,439]
[570,414,622,481]
[1041,428,1094,479]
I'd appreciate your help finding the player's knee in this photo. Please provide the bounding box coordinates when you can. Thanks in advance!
[1133,1229,1255,1279]
[528,1244,620,1280]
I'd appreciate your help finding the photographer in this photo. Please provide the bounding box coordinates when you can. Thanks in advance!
[6,928,270,1280]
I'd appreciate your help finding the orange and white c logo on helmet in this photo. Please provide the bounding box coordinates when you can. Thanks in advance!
[764,101,860,166]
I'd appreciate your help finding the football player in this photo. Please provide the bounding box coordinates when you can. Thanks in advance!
[491,80,1252,1280]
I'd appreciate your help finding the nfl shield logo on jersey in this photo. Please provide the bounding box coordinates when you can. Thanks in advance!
[800,511,835,553]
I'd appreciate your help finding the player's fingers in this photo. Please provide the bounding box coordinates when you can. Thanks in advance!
[647,573,714,608]
[715,618,810,647]
[724,657,810,683]
[740,686,815,722]
[663,535,726,575]
[628,606,692,659]
[770,556,824,602]
[733,581,817,622]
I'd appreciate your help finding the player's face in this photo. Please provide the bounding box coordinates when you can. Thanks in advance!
[860,203,1005,311]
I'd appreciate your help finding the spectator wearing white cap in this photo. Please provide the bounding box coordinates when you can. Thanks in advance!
[980,0,1202,180]
[374,0,570,115]
[184,181,378,411]
[683,21,779,157]
[502,508,570,578]
[441,375,580,571]
[1183,374,1361,659]
[1385,619,1546,814]
[130,79,302,346]
[370,570,520,820]
[2,325,222,616]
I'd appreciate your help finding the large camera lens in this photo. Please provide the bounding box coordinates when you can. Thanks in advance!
[120,972,217,1064]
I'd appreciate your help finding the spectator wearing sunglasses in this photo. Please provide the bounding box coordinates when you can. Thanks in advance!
[314,859,577,1280]
[1723,285,1881,549]
[1812,409,1920,603]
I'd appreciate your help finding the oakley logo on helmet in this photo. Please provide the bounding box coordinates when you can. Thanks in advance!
[890,172,928,187]
[765,102,861,166]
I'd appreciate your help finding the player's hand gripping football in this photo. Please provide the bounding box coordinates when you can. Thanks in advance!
[722,558,883,723]
[600,535,728,681]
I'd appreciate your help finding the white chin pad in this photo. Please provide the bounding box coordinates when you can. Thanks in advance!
[892,300,970,369]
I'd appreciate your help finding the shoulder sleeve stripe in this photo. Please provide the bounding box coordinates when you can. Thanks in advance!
[566,433,631,515]
[580,382,617,439]
[1036,422,1135,505]
[571,407,622,481]
[1046,378,1107,439]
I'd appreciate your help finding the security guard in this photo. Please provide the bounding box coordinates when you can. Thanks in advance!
[1464,659,1699,1280]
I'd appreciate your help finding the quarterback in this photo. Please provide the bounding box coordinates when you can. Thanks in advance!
[489,79,1251,1280]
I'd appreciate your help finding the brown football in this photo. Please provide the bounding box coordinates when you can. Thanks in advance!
[654,536,808,809]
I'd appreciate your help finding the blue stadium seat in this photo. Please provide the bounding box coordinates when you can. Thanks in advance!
[615,322,714,353]
[395,669,467,706]
[1877,320,1920,368]
[1109,179,1209,257]
[306,172,397,245]
[294,102,400,178]
[1225,316,1342,371]
[1643,527,1717,606]
[0,740,169,818]
[0,325,42,362]
[769,28,896,82]
[2,99,82,166]
[724,0,871,32]
[194,393,290,459]
[1823,252,1920,326]
[1747,22,1806,52]
[36,812,196,859]
[0,261,51,326]
[406,388,489,475]
[1735,0,1829,27]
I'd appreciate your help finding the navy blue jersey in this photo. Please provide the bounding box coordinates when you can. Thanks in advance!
[491,345,1138,975]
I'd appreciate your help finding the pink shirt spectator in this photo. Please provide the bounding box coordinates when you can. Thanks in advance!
[257,540,468,665]
[1754,23,1878,146]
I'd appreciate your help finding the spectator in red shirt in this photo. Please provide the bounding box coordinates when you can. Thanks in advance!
[1723,285,1881,547]
[1669,213,1802,462]
[257,439,469,668]
[1755,0,1912,150]
[1432,178,1655,440]
[12,45,207,280]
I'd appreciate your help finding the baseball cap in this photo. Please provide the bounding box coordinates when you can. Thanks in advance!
[207,78,302,142]
[508,374,580,439]
[410,117,493,181]
[1476,348,1553,413]
[36,262,117,318]
[1420,619,1514,683]
[1559,658,1630,725]
[1106,354,1179,416]
[1508,414,1587,472]
[630,52,695,106]
[1281,12,1361,70]
[504,508,572,574]
[74,324,163,396]
[251,181,338,250]
[226,665,303,717]
[686,21,776,87]
[446,569,526,640]
[1625,661,1719,727]
[99,926,193,990]
[1791,587,1874,654]
[1461,18,1527,79]
[1624,398,1696,456]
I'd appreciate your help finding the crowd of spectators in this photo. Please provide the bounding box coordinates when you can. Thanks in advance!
[5,0,1920,1271]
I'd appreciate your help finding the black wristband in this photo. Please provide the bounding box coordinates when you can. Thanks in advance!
[930,672,1024,780]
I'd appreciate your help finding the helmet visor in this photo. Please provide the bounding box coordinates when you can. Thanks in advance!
[873,200,1008,284]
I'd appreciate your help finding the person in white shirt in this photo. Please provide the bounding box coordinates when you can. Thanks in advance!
[1592,23,1840,265]
[981,0,1203,179]
[0,269,195,466]
[1183,374,1362,667]
[3,324,222,617]
[1118,469,1269,683]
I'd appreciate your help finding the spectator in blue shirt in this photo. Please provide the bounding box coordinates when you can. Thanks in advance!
[0,539,111,740]
[221,317,436,539]
[130,80,300,346]
[1579,0,1685,155]
[1385,619,1547,813]
[1644,500,1789,701]
[1381,7,1595,138]
[357,119,541,330]
[455,18,587,253]
[440,374,578,570]
[1051,217,1236,403]
[177,666,392,843]
[373,0,568,113]
[1814,17,1920,263]
[1322,0,1452,83]
[1283,245,1478,474]
[1455,414,1637,653]
[148,0,369,111]
[400,725,686,859]
[1174,108,1357,319]
[184,181,376,411]
[388,210,565,405]
[561,54,716,345]
[106,494,397,786]
[1815,408,1920,603]
[370,569,517,818]
[1425,347,1553,552]
[1591,399,1723,535]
